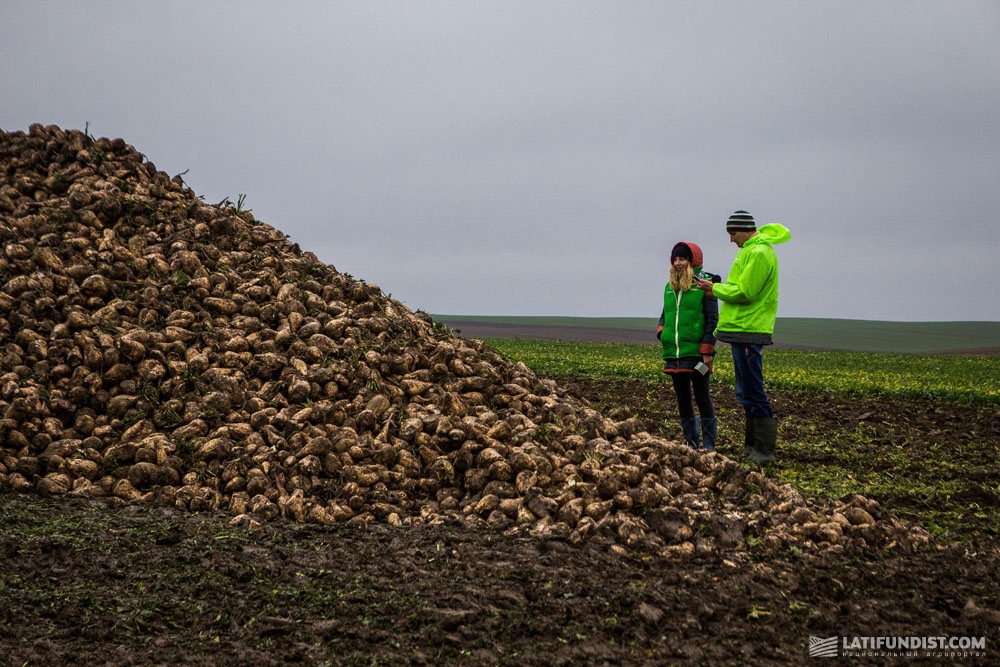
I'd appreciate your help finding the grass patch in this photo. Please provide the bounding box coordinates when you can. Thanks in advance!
[486,339,660,380]
[483,339,1000,406]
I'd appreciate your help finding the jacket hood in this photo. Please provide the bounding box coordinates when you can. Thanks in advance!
[672,241,704,268]
[750,223,791,246]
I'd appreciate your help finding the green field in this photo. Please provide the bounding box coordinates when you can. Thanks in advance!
[480,339,1000,406]
[435,315,1000,354]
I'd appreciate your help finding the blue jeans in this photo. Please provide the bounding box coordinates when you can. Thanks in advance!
[730,343,773,418]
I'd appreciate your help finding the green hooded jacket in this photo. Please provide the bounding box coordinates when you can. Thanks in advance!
[657,242,719,369]
[660,270,717,363]
[713,223,791,337]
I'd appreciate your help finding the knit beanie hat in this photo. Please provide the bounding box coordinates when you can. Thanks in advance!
[670,242,693,263]
[726,210,756,232]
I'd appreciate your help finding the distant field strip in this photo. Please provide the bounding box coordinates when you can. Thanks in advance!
[437,315,1000,354]
[773,318,1000,354]
[439,315,654,330]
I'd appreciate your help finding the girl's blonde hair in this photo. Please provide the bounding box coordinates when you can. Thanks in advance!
[670,263,694,292]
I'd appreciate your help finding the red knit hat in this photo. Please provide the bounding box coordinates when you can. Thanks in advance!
[671,242,704,268]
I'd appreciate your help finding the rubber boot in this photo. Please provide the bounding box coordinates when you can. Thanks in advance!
[700,417,717,451]
[742,419,753,458]
[748,416,778,464]
[680,417,701,449]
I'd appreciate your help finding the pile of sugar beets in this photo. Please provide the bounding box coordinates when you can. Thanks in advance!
[0,124,928,557]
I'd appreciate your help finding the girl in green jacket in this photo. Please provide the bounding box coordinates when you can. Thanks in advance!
[657,242,719,450]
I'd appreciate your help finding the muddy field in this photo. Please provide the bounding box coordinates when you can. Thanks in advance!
[3,371,998,666]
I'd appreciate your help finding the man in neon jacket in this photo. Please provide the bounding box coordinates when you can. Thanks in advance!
[694,210,791,464]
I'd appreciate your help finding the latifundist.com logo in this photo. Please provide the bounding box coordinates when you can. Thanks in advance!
[809,636,838,657]
[809,636,987,659]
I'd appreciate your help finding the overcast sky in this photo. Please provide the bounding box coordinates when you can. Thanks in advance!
[3,1,999,322]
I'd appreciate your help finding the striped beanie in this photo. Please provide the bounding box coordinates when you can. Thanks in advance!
[726,210,756,231]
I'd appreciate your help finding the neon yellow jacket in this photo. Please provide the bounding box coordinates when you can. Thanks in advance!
[713,223,791,336]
